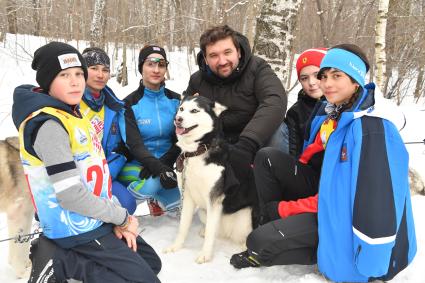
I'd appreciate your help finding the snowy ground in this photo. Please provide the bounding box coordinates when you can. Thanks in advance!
[0,34,424,282]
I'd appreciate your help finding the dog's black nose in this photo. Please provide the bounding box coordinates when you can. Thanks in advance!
[175,116,183,123]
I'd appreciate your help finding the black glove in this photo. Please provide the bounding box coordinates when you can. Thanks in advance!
[264,201,281,222]
[112,142,131,159]
[229,137,258,180]
[159,145,180,169]
[139,158,177,190]
[139,166,154,180]
[159,170,178,189]
[139,157,165,179]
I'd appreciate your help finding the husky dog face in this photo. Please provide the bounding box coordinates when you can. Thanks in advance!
[174,96,226,152]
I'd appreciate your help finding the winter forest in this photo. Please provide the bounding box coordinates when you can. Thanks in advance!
[1,0,425,103]
[1,0,425,282]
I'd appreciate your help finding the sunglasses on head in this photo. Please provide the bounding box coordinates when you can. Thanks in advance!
[144,57,168,68]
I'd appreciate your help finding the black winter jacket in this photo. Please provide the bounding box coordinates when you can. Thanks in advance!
[185,33,287,147]
[285,89,319,157]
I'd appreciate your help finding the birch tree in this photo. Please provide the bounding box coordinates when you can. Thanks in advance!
[6,0,18,34]
[90,0,106,47]
[253,0,303,85]
[374,0,390,91]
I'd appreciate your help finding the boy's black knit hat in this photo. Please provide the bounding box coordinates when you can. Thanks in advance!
[138,45,167,73]
[32,42,88,91]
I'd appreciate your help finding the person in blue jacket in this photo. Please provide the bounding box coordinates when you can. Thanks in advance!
[231,44,417,282]
[118,45,180,216]
[314,44,416,282]
[80,47,136,214]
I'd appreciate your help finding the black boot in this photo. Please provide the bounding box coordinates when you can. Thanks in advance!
[230,250,261,269]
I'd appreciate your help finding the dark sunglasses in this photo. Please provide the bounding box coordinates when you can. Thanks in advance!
[144,57,169,68]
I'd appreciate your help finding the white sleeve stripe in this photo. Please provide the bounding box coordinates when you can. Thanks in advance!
[53,176,81,193]
[353,227,396,245]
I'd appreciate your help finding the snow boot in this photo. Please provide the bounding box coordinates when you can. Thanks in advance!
[230,250,261,269]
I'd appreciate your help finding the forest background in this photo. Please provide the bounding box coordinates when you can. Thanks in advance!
[1,0,424,104]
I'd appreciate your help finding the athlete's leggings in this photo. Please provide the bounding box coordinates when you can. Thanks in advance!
[117,161,180,210]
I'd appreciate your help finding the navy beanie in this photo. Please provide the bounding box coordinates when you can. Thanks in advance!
[82,47,110,68]
[138,45,167,73]
[32,42,88,91]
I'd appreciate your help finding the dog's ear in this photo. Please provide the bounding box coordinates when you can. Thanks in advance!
[5,136,20,151]
[213,102,227,117]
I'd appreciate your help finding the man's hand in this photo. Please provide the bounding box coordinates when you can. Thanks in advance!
[228,137,258,180]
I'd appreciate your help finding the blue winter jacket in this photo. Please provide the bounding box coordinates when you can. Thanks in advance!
[82,85,126,179]
[306,83,416,282]
[120,83,180,167]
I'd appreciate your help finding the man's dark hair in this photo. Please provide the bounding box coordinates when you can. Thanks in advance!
[330,43,370,72]
[200,25,240,54]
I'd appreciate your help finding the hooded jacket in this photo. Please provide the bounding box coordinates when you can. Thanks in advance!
[12,85,127,246]
[80,85,126,179]
[185,33,286,146]
[285,89,319,157]
[304,83,416,282]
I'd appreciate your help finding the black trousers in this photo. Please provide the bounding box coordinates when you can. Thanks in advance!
[247,213,318,266]
[54,233,161,283]
[254,147,320,221]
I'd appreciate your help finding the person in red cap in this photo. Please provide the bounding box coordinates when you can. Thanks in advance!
[269,48,327,156]
[230,47,327,269]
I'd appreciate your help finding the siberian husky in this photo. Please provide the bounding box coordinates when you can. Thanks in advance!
[164,96,255,263]
[0,137,33,278]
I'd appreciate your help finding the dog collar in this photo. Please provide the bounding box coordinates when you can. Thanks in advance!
[176,144,208,172]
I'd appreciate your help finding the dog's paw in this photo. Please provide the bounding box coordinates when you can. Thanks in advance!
[195,250,213,264]
[163,243,183,253]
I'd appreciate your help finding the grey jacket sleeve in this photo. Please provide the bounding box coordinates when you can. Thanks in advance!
[33,119,127,226]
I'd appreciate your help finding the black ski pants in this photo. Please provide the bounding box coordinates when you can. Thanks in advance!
[247,213,318,266]
[254,147,320,221]
[247,147,320,266]
[54,233,161,283]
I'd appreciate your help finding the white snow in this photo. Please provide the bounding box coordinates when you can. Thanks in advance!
[0,34,424,282]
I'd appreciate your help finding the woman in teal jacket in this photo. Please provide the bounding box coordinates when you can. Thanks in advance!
[118,45,180,215]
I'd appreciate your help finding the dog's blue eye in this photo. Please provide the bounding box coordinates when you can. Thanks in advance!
[190,109,199,113]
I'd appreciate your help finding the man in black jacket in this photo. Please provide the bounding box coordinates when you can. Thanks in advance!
[185,25,287,214]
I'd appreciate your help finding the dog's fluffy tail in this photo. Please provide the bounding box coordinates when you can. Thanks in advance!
[409,167,425,196]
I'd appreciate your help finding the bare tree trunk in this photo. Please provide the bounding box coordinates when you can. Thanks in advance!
[253,0,303,85]
[168,2,175,50]
[243,0,263,48]
[32,0,41,36]
[219,0,228,24]
[90,0,106,47]
[374,0,390,91]
[414,66,424,103]
[315,0,329,46]
[119,0,128,86]
[6,0,18,34]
